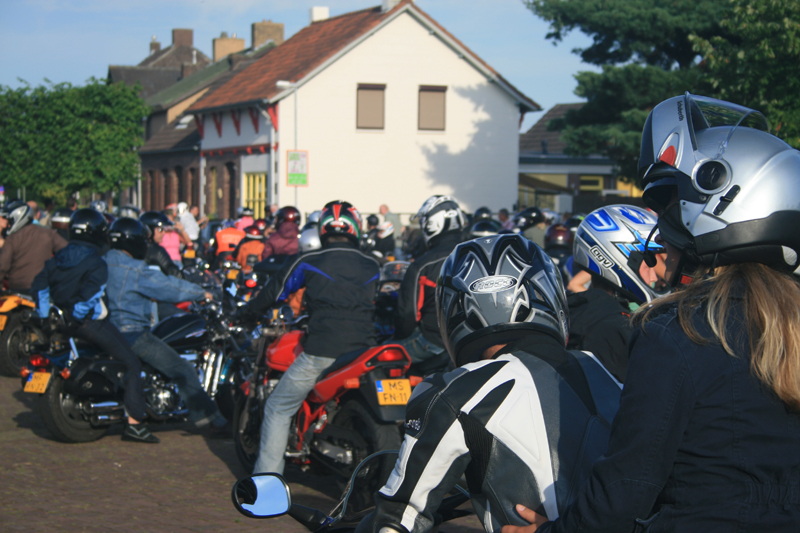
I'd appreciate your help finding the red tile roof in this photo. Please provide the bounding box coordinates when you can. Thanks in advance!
[190,1,537,113]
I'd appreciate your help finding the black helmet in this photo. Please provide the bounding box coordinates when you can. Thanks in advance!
[2,201,34,236]
[109,218,150,260]
[512,207,545,232]
[470,220,499,239]
[436,234,569,367]
[367,214,380,228]
[411,195,467,246]
[319,200,362,246]
[139,211,173,239]
[473,206,493,221]
[69,208,109,246]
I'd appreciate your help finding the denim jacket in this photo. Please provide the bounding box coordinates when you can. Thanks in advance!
[104,249,205,334]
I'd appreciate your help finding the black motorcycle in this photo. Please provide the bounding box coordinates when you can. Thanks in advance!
[231,450,472,531]
[20,299,254,443]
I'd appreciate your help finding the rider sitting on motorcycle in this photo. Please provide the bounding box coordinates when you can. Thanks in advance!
[567,205,669,383]
[139,211,183,278]
[31,209,158,443]
[235,226,266,272]
[103,218,229,434]
[0,200,67,294]
[394,195,467,363]
[240,200,380,475]
[357,234,622,533]
[260,206,300,261]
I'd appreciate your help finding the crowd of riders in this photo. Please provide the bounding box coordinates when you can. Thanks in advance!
[3,93,800,531]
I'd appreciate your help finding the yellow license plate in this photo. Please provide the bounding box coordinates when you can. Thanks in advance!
[24,371,51,394]
[0,314,7,331]
[376,379,411,406]
[184,249,196,259]
[227,269,240,280]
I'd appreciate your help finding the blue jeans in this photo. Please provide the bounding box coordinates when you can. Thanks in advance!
[252,352,334,475]
[130,331,221,424]
[397,328,445,364]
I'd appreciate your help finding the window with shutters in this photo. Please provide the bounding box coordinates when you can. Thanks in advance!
[357,84,385,129]
[418,85,446,131]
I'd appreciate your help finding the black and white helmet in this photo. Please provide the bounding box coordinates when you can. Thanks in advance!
[2,201,34,236]
[411,195,467,246]
[436,234,569,367]
[640,93,800,279]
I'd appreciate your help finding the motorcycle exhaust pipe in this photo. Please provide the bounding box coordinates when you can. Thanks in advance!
[87,401,123,413]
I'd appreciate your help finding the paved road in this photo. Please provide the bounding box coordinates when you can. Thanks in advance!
[0,376,483,532]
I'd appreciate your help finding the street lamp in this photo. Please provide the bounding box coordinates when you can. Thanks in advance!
[276,80,298,208]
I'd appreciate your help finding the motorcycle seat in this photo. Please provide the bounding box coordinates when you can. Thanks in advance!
[317,347,368,381]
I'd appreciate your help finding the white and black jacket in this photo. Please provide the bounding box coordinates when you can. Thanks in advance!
[358,336,621,533]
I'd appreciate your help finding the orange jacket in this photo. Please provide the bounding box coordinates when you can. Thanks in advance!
[215,227,246,255]
[236,239,266,269]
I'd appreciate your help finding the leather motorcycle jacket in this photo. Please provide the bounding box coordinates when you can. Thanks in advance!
[145,242,182,278]
[395,232,462,346]
[359,335,621,533]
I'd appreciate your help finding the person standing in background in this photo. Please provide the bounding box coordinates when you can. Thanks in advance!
[379,204,403,257]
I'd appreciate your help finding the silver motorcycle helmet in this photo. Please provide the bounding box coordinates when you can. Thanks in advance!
[639,93,800,280]
[298,226,321,253]
[573,205,667,304]
[90,200,108,214]
[411,195,467,246]
[3,201,34,236]
[436,234,569,367]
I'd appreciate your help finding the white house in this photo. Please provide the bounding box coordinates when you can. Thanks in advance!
[189,0,539,220]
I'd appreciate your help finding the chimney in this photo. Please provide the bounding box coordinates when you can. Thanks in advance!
[252,19,284,48]
[213,31,246,62]
[172,28,193,47]
[310,6,329,23]
[150,36,161,55]
[382,0,402,13]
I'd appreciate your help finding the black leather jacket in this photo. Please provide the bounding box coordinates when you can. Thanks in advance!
[539,297,800,532]
[247,242,380,359]
[394,232,462,346]
[358,335,621,533]
[145,242,182,278]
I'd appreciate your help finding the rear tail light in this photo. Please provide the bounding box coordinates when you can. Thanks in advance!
[20,367,31,378]
[245,279,257,288]
[29,355,49,368]
[376,349,405,362]
[409,376,423,387]
[60,368,71,380]
[343,378,360,389]
[389,368,403,377]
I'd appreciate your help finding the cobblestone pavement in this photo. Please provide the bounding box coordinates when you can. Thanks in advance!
[0,376,483,532]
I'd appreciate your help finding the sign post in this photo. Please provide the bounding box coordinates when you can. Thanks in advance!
[287,150,308,208]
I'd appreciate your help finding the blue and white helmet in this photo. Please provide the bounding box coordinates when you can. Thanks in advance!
[573,205,668,304]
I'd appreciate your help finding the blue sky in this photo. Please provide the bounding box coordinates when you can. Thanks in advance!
[0,0,599,132]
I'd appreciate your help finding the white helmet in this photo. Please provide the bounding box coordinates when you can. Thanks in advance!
[177,202,189,215]
[299,226,322,253]
[377,221,394,239]
[90,200,108,214]
[411,195,466,246]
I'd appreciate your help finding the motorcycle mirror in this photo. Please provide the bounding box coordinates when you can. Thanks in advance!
[277,305,294,323]
[231,473,292,519]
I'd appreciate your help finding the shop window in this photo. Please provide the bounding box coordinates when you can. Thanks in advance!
[245,173,268,219]
[357,84,385,129]
[579,176,603,192]
[418,85,446,131]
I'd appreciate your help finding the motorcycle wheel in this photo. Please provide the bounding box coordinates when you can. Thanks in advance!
[0,314,38,377]
[233,392,262,472]
[39,375,108,443]
[332,399,402,487]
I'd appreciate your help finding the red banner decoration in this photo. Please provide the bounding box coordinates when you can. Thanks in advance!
[266,104,278,131]
[212,113,223,137]
[231,109,241,136]
[249,107,260,134]
[195,115,205,139]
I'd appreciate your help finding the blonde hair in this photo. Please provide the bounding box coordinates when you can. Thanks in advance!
[635,263,800,411]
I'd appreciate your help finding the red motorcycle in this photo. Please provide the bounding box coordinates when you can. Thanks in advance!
[233,310,418,482]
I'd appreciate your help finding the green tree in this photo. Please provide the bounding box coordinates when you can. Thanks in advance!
[0,78,148,204]
[691,0,800,148]
[525,0,731,181]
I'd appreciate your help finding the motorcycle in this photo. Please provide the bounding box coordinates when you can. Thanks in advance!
[0,292,43,376]
[19,298,253,442]
[231,450,472,531]
[233,308,417,483]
